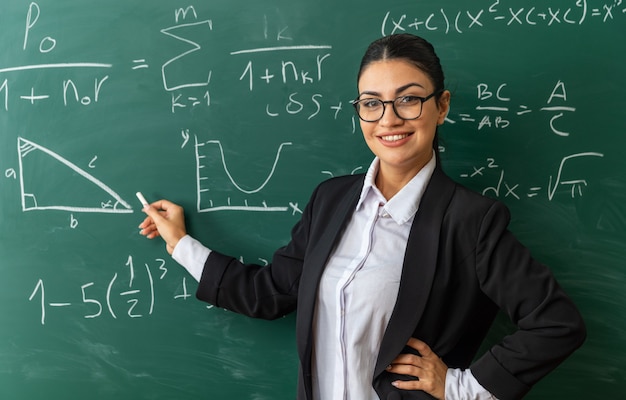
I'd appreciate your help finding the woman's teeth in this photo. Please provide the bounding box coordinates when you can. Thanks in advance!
[381,134,409,142]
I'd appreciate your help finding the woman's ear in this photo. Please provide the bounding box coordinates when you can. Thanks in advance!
[437,90,451,125]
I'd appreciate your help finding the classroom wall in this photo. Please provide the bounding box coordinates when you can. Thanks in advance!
[1,0,624,398]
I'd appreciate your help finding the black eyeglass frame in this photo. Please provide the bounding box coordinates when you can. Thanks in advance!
[351,90,443,122]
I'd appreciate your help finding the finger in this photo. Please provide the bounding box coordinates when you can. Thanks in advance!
[391,377,437,393]
[144,200,184,223]
[390,353,422,367]
[144,226,160,238]
[138,214,160,236]
[389,338,447,400]
[146,231,161,239]
[388,364,443,397]
[142,206,173,233]
[139,225,160,239]
[138,216,153,229]
[142,203,162,220]
[387,362,422,377]
[406,337,435,358]
[147,199,176,212]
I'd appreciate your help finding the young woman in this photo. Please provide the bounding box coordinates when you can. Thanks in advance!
[139,34,586,400]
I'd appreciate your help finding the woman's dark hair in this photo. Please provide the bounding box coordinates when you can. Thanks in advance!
[357,34,446,157]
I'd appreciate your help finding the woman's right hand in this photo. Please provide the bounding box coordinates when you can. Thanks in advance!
[138,199,187,255]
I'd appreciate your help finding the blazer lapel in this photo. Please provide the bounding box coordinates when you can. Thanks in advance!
[296,177,363,364]
[374,167,457,378]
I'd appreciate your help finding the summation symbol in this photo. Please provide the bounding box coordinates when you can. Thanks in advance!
[17,137,132,213]
[161,20,213,92]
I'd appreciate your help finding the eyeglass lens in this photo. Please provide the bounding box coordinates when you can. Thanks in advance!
[356,96,424,122]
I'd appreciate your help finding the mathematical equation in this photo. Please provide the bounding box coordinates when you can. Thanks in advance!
[167,9,336,117]
[448,80,576,136]
[0,2,339,119]
[0,2,113,111]
[382,0,626,35]
[459,152,605,201]
[450,79,603,201]
[0,2,612,127]
[27,256,196,325]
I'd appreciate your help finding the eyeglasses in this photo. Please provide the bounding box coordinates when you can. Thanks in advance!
[351,90,442,122]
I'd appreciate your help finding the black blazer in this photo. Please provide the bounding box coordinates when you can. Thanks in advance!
[196,166,586,400]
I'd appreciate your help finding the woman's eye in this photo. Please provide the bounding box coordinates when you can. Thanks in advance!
[398,96,420,105]
[361,99,381,108]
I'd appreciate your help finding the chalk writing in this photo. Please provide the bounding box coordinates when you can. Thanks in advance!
[0,3,609,214]
[157,6,336,115]
[159,18,214,112]
[459,152,605,200]
[0,2,112,110]
[161,20,213,92]
[448,80,576,136]
[0,68,111,110]
[382,0,626,36]
[232,49,334,119]
[548,152,605,200]
[194,136,296,213]
[25,252,302,324]
[24,2,56,53]
[235,52,331,91]
[27,257,192,325]
[452,79,604,201]
[17,137,133,214]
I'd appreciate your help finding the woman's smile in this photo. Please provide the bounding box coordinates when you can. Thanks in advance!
[379,133,412,143]
[358,59,449,183]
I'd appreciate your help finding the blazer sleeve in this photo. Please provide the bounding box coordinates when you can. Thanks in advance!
[194,183,318,320]
[469,201,587,399]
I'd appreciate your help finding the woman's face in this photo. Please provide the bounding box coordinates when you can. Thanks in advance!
[357,59,450,178]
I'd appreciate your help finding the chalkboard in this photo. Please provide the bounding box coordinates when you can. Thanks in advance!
[1,0,624,398]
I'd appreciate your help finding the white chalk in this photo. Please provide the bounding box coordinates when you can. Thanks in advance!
[135,192,149,207]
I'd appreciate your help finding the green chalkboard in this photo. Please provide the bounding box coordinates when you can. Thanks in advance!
[1,0,624,398]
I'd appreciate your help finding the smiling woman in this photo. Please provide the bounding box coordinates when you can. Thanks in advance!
[355,59,450,199]
[139,33,586,400]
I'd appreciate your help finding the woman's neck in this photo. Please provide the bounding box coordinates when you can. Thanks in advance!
[375,154,433,200]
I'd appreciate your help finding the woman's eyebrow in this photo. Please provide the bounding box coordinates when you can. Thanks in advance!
[395,82,426,94]
[359,82,427,97]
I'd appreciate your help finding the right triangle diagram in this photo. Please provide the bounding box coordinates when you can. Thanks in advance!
[17,137,133,214]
